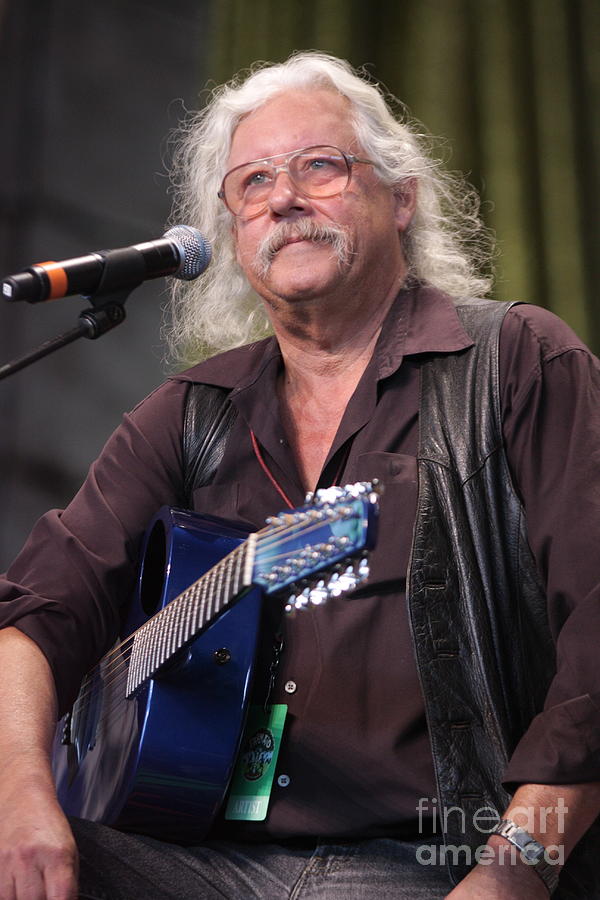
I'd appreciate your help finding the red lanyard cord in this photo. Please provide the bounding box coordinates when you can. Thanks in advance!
[250,429,295,509]
[250,430,350,510]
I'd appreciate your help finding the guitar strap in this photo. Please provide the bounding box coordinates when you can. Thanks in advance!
[182,382,238,506]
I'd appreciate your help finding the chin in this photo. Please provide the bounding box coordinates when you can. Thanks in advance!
[270,279,333,303]
[264,262,342,300]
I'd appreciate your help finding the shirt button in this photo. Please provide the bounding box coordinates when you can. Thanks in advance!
[277,774,291,787]
[284,680,297,694]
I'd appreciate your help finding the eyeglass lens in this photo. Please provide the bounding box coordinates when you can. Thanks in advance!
[223,146,350,217]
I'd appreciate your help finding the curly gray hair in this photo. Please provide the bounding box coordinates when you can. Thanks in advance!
[167,51,494,365]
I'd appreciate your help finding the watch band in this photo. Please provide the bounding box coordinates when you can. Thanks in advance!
[491,818,560,895]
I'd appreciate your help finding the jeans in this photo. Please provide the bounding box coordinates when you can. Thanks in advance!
[72,819,452,899]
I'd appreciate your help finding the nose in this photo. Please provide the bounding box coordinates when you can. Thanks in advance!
[266,170,312,217]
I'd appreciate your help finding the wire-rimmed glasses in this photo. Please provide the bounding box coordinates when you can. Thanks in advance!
[218,145,374,219]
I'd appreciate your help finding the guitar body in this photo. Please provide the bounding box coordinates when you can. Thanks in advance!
[53,507,263,843]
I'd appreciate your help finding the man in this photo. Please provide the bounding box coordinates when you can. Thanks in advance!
[0,51,599,899]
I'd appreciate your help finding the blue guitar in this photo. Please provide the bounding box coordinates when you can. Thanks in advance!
[52,482,380,842]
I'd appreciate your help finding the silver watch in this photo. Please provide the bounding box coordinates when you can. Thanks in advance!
[491,818,560,895]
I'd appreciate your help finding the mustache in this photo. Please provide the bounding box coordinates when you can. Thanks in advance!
[253,219,352,278]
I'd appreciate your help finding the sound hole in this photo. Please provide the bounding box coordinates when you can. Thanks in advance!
[138,519,167,617]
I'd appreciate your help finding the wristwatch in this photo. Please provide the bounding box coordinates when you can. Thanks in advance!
[490,818,560,895]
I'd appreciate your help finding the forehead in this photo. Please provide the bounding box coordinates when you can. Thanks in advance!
[227,88,358,169]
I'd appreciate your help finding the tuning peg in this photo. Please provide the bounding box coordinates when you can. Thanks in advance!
[330,566,358,596]
[356,557,370,580]
[308,580,328,606]
[265,514,285,527]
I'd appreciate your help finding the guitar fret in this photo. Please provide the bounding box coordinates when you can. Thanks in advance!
[194,571,210,635]
[165,597,180,659]
[153,612,166,672]
[164,599,180,662]
[174,591,192,654]
[147,616,160,679]
[205,566,218,624]
[243,535,257,586]
[195,579,208,633]
[213,560,226,616]
[129,619,150,694]
[223,552,234,605]
[185,583,199,641]
[181,588,195,644]
[139,626,150,684]
[157,604,171,667]
[232,545,243,596]
[127,631,140,694]
[139,624,149,684]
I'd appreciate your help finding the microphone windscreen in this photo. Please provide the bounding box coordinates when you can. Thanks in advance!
[165,225,212,281]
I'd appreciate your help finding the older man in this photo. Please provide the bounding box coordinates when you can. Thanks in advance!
[0,52,599,899]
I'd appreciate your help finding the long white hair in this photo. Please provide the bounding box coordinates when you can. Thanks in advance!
[167,51,494,365]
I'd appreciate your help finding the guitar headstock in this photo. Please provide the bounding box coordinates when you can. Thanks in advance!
[252,481,380,611]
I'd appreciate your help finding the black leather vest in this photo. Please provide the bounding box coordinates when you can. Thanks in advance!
[410,298,599,896]
[183,299,600,897]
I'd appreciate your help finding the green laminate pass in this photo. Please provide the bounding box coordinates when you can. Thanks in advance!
[224,704,287,821]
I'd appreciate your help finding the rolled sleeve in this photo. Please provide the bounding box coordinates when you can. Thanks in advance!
[0,377,188,715]
[499,305,600,787]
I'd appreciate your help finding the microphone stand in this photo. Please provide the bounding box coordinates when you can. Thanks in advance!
[0,250,146,381]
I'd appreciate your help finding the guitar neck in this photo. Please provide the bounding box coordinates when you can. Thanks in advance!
[125,534,257,697]
[123,482,379,698]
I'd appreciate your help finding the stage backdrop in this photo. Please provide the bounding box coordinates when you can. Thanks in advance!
[0,0,598,566]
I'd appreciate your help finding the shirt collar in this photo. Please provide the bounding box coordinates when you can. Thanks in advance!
[174,336,280,391]
[374,282,474,380]
[173,283,474,390]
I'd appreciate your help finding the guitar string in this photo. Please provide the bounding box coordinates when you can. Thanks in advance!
[69,536,259,718]
[92,507,347,682]
[74,515,293,682]
[67,538,360,743]
[66,512,353,722]
[69,522,350,732]
[89,513,331,690]
[71,513,346,724]
[64,512,359,743]
[70,543,246,711]
[70,550,366,753]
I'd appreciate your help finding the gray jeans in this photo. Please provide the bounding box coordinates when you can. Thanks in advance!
[72,819,452,899]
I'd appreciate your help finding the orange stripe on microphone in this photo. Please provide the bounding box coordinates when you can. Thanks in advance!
[34,261,69,299]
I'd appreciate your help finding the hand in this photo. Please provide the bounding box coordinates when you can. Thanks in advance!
[0,774,78,900]
[445,841,550,900]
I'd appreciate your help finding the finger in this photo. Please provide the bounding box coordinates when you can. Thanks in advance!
[45,864,78,900]
[13,863,46,900]
[44,849,79,900]
[0,871,16,900]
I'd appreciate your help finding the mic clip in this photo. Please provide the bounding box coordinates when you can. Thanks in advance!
[76,245,148,338]
[86,247,147,306]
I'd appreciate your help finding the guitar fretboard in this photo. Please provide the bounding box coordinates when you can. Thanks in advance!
[126,535,256,697]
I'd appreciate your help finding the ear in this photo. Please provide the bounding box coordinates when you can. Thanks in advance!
[393,177,417,233]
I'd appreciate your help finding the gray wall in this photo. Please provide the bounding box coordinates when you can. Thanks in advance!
[0,0,211,566]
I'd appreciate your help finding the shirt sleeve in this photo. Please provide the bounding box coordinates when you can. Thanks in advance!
[499,304,600,786]
[0,377,189,716]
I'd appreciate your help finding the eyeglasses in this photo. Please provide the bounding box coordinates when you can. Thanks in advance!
[218,145,374,219]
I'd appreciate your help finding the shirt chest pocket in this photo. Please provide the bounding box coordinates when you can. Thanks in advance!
[351,451,418,588]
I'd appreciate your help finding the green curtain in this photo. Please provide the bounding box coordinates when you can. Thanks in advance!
[206,0,599,351]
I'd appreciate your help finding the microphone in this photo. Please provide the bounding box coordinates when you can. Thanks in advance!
[1,225,211,303]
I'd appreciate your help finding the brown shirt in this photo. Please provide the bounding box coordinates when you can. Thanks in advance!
[1,285,599,840]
